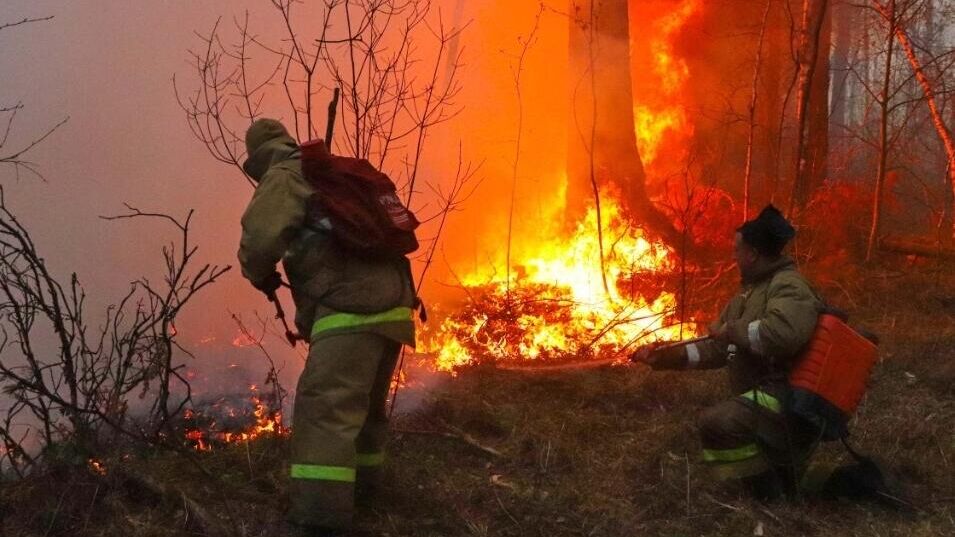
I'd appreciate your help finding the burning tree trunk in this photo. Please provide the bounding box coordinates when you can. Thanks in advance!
[567,0,679,247]
[789,0,830,218]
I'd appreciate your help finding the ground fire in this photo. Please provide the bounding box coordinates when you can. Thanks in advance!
[182,386,288,451]
[425,193,694,371]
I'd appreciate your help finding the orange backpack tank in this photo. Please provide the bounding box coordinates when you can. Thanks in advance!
[788,313,879,440]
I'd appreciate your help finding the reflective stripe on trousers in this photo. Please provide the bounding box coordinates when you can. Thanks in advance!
[288,333,401,530]
[290,453,383,482]
[698,389,784,480]
[311,306,414,339]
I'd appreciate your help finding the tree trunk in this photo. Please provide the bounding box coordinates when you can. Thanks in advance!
[829,1,854,133]
[567,0,679,245]
[789,0,830,218]
[807,1,831,204]
[744,0,773,222]
[866,0,895,262]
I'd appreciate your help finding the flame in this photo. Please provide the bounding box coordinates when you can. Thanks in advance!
[87,458,107,476]
[428,185,694,372]
[633,0,700,165]
[183,392,288,451]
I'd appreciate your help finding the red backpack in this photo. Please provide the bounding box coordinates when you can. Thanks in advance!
[300,139,420,259]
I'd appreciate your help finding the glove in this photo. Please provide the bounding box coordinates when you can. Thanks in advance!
[253,271,283,295]
[631,344,687,370]
[713,320,749,350]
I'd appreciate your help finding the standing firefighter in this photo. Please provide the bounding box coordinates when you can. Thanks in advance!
[238,119,417,532]
[634,205,824,499]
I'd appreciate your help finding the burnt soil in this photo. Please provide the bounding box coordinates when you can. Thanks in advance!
[2,264,954,537]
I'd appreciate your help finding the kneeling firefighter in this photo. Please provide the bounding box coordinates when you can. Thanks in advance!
[634,205,826,499]
[238,119,418,531]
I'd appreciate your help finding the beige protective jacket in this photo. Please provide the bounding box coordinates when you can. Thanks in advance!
[238,122,416,344]
[687,257,824,393]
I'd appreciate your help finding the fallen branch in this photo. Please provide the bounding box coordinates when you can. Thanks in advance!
[395,426,503,458]
[881,236,955,259]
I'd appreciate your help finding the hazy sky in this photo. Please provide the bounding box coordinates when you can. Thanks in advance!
[1,0,566,385]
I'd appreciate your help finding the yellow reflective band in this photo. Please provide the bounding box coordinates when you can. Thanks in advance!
[703,444,761,463]
[290,464,356,482]
[740,389,782,413]
[356,452,385,467]
[311,307,414,338]
[709,455,771,480]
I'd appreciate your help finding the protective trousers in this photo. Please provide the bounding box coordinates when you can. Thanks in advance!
[288,332,402,529]
[698,389,818,489]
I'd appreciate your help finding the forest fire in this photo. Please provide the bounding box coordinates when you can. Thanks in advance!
[183,387,288,451]
[633,0,700,166]
[425,1,703,372]
[428,192,694,372]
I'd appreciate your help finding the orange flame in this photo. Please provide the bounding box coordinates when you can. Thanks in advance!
[87,458,107,476]
[426,1,704,371]
[633,0,700,165]
[183,393,288,451]
[428,182,695,372]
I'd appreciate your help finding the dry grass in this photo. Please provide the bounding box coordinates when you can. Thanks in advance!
[2,260,955,536]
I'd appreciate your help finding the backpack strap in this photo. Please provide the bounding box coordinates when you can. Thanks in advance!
[400,257,427,323]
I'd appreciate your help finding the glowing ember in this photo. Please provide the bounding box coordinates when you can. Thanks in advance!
[87,458,107,476]
[183,389,288,451]
[427,191,695,372]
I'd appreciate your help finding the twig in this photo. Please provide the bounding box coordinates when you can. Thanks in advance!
[394,426,503,458]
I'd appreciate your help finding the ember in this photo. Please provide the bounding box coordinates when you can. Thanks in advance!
[182,387,288,451]
[87,458,107,476]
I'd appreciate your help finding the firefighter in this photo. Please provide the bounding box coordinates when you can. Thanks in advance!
[633,205,824,499]
[238,119,416,532]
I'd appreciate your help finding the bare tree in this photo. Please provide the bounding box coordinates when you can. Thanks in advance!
[0,195,229,477]
[175,0,465,204]
[873,0,955,243]
[0,15,68,180]
[505,4,544,296]
[744,0,774,222]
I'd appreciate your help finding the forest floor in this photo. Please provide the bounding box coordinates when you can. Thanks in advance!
[2,261,955,537]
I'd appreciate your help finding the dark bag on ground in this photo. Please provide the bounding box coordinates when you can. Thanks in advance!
[300,139,420,259]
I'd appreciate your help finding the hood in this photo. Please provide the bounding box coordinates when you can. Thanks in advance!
[242,119,301,182]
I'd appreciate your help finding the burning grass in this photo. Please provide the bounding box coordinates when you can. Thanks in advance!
[182,390,289,452]
[426,198,697,372]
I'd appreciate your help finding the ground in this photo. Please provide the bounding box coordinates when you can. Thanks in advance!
[2,262,954,537]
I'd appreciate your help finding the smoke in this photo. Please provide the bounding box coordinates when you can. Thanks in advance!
[0,0,701,384]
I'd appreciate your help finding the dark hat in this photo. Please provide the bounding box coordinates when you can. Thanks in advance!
[737,204,795,256]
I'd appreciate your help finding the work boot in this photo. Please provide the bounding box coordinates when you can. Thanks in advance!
[358,467,392,511]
